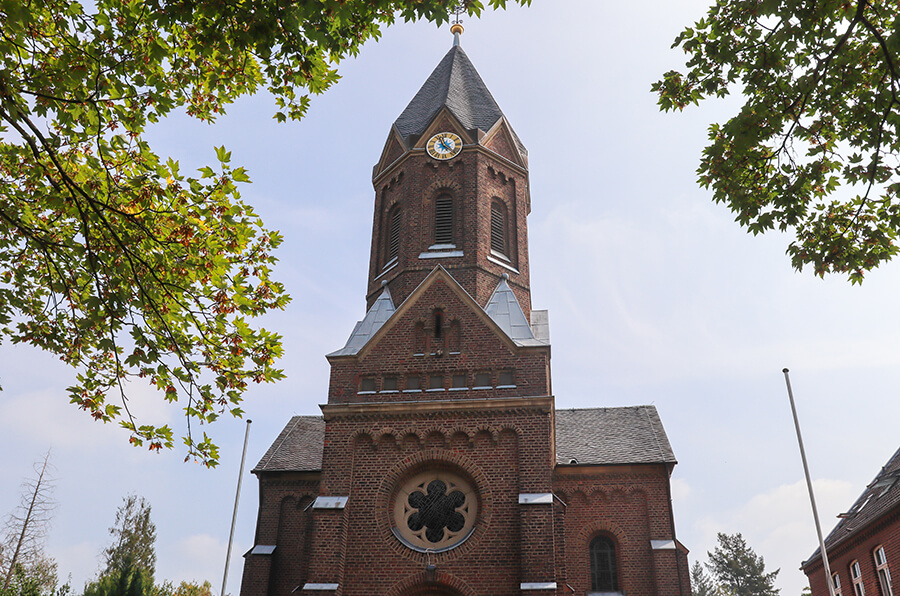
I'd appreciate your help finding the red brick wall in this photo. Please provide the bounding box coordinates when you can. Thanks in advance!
[366,142,531,317]
[804,506,900,596]
[329,276,550,406]
[553,465,687,596]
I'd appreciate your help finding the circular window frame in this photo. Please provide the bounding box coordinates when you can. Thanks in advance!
[391,468,479,553]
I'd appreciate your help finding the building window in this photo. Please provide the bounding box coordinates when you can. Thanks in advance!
[498,370,515,388]
[875,546,894,596]
[434,194,454,245]
[382,376,398,392]
[428,374,444,391]
[404,375,422,392]
[490,201,507,256]
[385,205,401,267]
[474,372,491,389]
[391,467,478,552]
[590,535,619,592]
[833,572,843,596]
[451,373,467,390]
[359,377,376,393]
[851,561,866,596]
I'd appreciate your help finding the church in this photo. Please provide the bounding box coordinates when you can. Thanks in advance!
[240,25,690,596]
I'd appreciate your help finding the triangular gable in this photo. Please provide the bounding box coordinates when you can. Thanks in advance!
[482,117,526,168]
[484,275,547,347]
[414,107,476,150]
[373,128,408,179]
[353,266,520,360]
[327,286,396,357]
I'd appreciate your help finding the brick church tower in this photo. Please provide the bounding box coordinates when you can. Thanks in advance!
[240,27,691,596]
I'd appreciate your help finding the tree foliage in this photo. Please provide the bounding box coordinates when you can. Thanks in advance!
[692,559,719,596]
[706,532,780,596]
[0,0,528,466]
[102,496,156,582]
[1,452,56,594]
[654,0,900,283]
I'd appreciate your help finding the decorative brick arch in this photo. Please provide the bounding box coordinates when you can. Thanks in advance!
[385,569,475,596]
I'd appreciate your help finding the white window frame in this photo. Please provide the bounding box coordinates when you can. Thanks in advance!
[875,546,894,596]
[833,571,843,596]
[852,560,866,596]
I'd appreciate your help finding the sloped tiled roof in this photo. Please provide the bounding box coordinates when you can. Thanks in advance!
[254,407,676,474]
[555,406,677,466]
[327,286,395,357]
[484,275,547,347]
[393,44,526,155]
[253,416,325,473]
[803,446,900,567]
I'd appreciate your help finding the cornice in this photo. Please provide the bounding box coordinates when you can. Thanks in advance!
[321,395,553,421]
[373,144,528,187]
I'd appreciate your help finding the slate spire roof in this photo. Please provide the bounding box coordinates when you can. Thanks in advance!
[327,284,395,357]
[393,43,526,155]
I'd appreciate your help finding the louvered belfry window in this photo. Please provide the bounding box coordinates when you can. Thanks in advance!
[387,206,401,263]
[490,202,506,255]
[434,195,454,245]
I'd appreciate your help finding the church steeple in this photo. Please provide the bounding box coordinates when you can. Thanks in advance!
[367,37,533,318]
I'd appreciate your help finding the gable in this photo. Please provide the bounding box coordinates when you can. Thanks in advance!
[357,267,517,360]
[374,129,408,178]
[482,118,525,167]
[413,107,476,151]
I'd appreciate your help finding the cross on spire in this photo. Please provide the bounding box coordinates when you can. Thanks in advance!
[451,2,465,26]
[450,2,465,44]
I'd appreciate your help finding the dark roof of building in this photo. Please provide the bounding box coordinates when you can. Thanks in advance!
[254,406,676,473]
[555,406,677,466]
[252,416,325,473]
[393,44,526,154]
[803,445,900,567]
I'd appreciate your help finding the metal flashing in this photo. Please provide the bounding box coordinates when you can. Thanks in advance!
[519,493,553,505]
[651,540,677,550]
[520,583,557,590]
[249,545,276,555]
[327,286,395,357]
[301,584,339,591]
[312,496,348,509]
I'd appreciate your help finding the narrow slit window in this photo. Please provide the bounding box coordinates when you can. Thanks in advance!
[388,207,401,262]
[491,202,506,255]
[434,195,454,245]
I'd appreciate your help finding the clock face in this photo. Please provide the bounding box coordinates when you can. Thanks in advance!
[426,132,463,160]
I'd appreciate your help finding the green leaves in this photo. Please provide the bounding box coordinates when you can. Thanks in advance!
[656,0,900,283]
[1,0,529,466]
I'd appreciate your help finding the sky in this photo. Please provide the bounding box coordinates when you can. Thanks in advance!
[2,2,900,595]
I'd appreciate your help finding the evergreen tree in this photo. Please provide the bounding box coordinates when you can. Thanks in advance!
[102,497,156,582]
[692,560,719,596]
[707,533,780,596]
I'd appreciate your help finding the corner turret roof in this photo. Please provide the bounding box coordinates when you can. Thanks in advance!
[393,44,526,155]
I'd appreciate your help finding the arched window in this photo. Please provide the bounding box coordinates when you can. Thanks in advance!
[434,194,454,245]
[490,201,507,256]
[590,535,619,592]
[385,205,401,267]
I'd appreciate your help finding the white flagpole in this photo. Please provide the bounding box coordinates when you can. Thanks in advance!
[782,369,835,596]
[222,419,252,596]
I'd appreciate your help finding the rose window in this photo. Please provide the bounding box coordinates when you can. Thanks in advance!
[392,468,477,552]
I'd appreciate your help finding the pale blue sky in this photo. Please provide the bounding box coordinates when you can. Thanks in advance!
[2,2,900,595]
